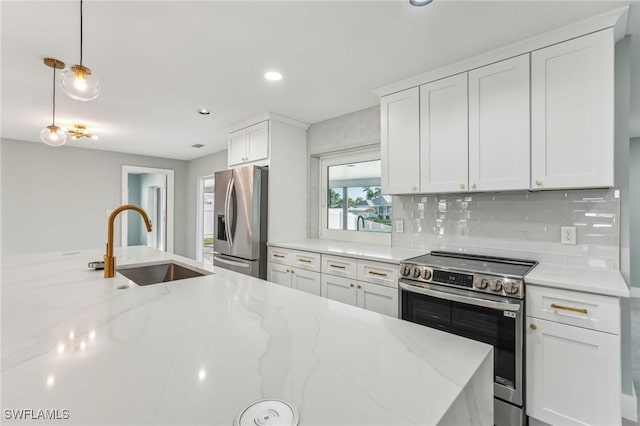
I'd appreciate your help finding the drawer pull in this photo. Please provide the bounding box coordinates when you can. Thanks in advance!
[273,254,285,258]
[298,258,312,263]
[329,264,346,269]
[368,271,388,277]
[550,303,588,314]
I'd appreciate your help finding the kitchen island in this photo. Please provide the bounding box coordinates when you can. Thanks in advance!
[2,247,492,425]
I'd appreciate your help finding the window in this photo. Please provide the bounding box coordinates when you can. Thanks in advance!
[320,147,392,244]
[196,175,215,264]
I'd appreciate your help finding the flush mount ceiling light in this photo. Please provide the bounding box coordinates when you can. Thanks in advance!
[409,0,434,6]
[61,0,100,101]
[67,123,98,140]
[40,58,68,147]
[197,109,211,115]
[264,71,283,81]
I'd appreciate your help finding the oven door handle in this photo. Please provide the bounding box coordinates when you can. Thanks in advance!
[399,281,521,312]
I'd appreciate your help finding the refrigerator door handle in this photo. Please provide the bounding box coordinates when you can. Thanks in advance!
[228,176,235,248]
[214,255,250,268]
[224,177,232,250]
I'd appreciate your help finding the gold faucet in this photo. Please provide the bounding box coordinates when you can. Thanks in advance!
[104,204,152,278]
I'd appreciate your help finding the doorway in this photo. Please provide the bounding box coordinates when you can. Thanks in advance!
[121,165,175,253]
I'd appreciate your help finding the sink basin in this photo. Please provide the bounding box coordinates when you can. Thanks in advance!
[117,262,211,286]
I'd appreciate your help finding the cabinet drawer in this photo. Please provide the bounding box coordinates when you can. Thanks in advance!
[268,247,290,265]
[290,250,321,272]
[527,286,620,335]
[357,260,398,288]
[322,255,357,278]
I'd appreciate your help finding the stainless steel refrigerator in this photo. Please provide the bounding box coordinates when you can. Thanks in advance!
[213,165,268,279]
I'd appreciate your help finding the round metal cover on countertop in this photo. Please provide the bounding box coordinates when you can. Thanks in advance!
[234,398,299,426]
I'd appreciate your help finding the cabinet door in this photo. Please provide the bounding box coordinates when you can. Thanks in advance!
[228,129,247,167]
[469,55,530,191]
[291,267,321,296]
[380,87,420,194]
[246,121,269,163]
[420,73,469,193]
[356,281,398,318]
[321,274,357,306]
[267,262,291,287]
[526,317,620,426]
[531,29,614,189]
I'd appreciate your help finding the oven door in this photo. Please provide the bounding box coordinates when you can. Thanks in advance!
[399,280,523,406]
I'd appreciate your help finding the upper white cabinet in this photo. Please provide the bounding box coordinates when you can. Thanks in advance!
[531,29,614,189]
[469,54,530,191]
[378,24,618,194]
[420,73,468,193]
[380,87,420,194]
[228,120,269,167]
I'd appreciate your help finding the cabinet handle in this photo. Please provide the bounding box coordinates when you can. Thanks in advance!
[273,254,285,258]
[298,258,312,263]
[471,183,477,189]
[368,271,387,277]
[329,264,346,269]
[349,283,354,288]
[550,303,588,314]
[411,186,417,191]
[291,270,295,274]
[357,284,362,289]
[535,180,542,186]
[286,269,290,273]
[460,183,465,190]
[529,323,537,330]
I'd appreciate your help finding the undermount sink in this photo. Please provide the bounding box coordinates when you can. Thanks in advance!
[117,262,211,286]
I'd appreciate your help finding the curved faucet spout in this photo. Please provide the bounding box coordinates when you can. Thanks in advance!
[104,204,152,278]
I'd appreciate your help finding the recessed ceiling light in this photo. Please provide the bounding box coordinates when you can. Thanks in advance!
[197,108,210,115]
[409,0,433,6]
[264,71,283,81]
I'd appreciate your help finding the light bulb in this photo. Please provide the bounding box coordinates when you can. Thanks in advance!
[61,65,100,101]
[74,75,88,92]
[40,125,67,147]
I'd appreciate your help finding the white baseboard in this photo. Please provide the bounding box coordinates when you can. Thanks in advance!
[630,287,640,298]
[622,384,638,423]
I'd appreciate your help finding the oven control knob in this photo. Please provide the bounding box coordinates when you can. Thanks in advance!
[504,281,519,295]
[476,278,489,289]
[422,269,432,280]
[400,265,411,277]
[490,279,504,292]
[412,267,422,278]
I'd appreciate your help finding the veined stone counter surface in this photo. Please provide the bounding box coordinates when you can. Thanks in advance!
[1,246,492,425]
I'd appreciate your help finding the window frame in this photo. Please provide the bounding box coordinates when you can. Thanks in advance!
[319,147,391,245]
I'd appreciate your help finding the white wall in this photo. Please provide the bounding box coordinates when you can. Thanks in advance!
[1,139,188,256]
[185,150,227,260]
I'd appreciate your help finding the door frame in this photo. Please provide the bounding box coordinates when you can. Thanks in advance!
[121,165,175,253]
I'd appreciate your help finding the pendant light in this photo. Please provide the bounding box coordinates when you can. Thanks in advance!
[61,0,100,101]
[40,58,68,147]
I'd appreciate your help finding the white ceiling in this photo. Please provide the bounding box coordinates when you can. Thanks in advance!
[2,0,637,161]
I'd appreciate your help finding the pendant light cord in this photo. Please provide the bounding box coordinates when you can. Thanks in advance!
[79,0,83,66]
[52,65,57,126]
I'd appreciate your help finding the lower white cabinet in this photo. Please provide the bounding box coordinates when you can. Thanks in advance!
[267,263,321,296]
[526,286,621,426]
[321,275,398,318]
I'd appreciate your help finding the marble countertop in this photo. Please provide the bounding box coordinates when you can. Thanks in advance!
[267,239,424,264]
[526,263,630,298]
[1,246,492,425]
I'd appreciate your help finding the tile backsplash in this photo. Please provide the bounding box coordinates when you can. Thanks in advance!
[392,189,620,269]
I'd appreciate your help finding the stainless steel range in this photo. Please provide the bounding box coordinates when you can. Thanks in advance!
[398,251,537,426]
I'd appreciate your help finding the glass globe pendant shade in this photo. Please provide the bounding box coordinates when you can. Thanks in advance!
[40,125,67,147]
[61,65,100,101]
